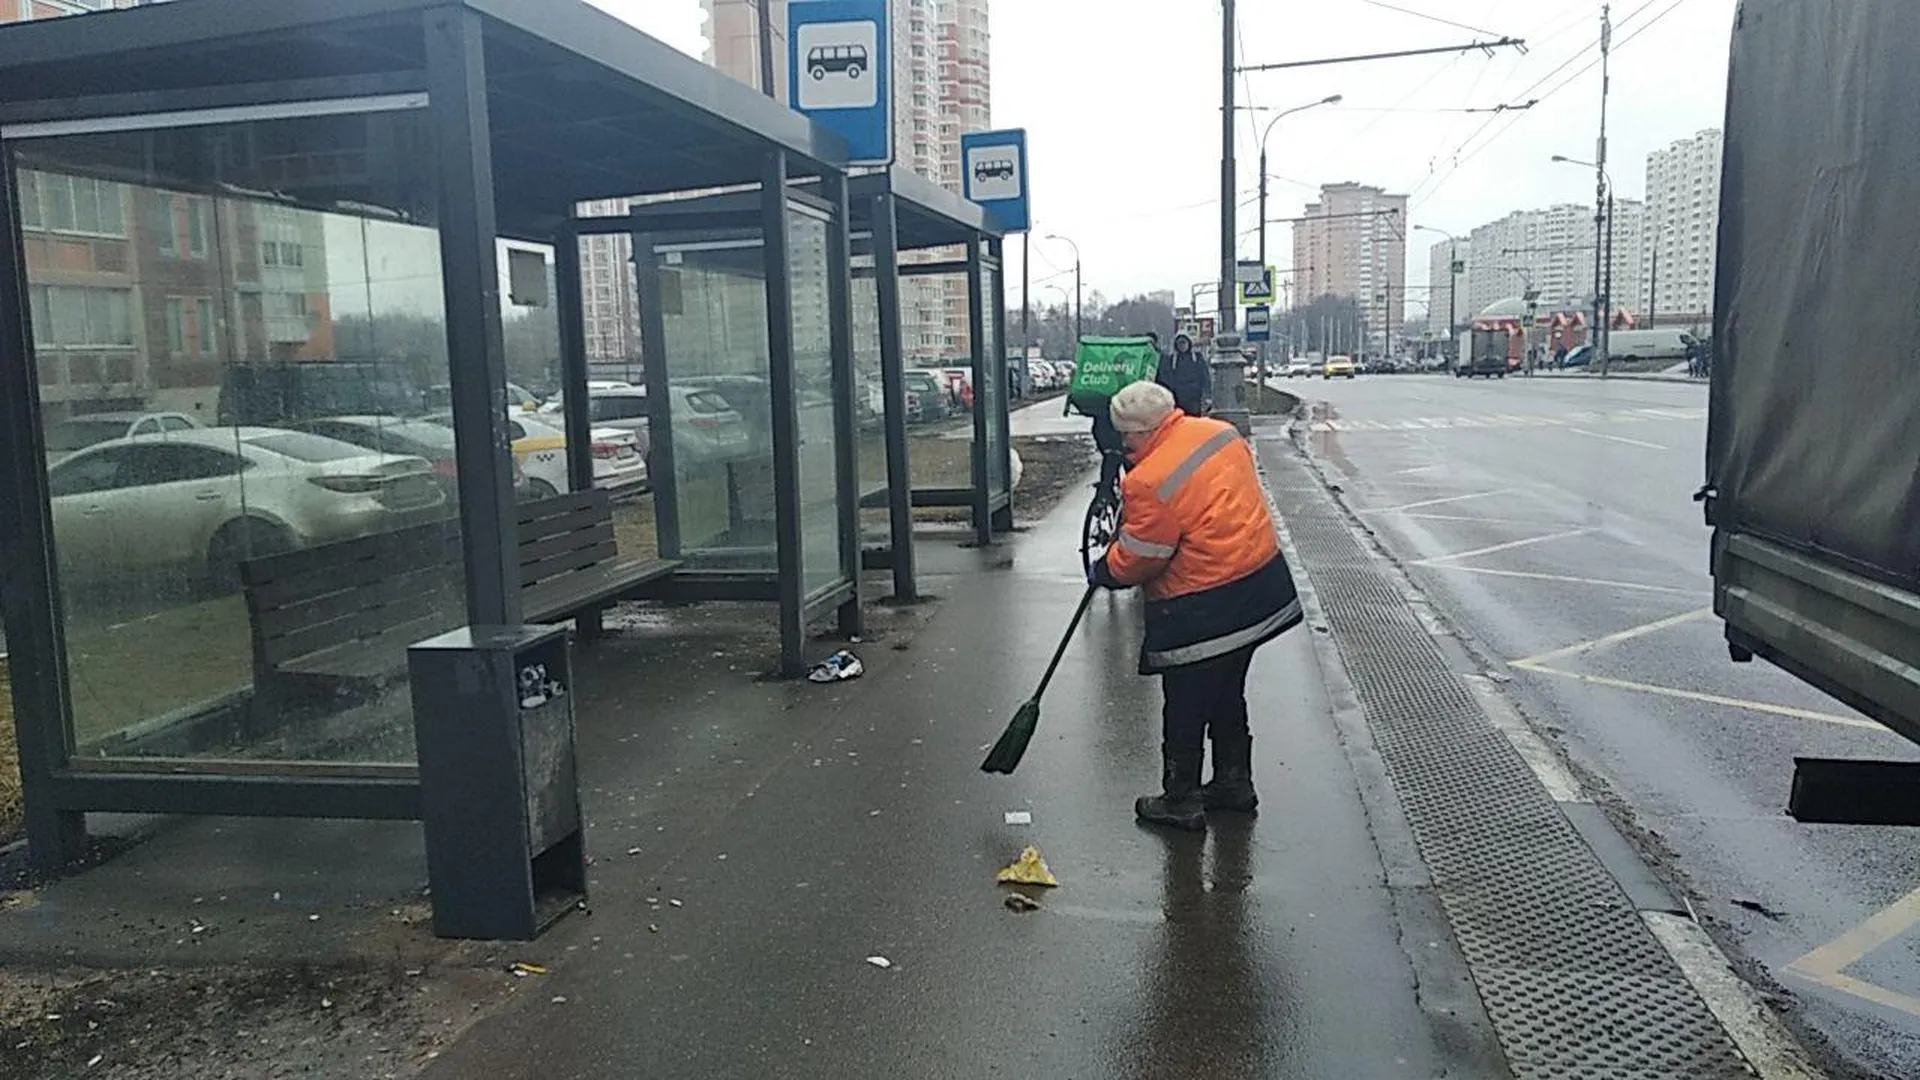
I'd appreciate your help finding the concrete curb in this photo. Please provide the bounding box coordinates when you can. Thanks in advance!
[1535,373,1706,385]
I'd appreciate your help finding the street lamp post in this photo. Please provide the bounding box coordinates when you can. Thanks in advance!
[1414,224,1460,371]
[1552,154,1614,377]
[1044,233,1082,344]
[1255,93,1340,386]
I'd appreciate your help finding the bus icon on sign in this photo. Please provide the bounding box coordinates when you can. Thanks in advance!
[974,158,1015,182]
[808,43,868,81]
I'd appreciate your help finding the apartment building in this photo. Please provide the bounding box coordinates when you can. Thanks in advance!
[1,0,133,23]
[701,0,787,101]
[934,0,989,361]
[1291,183,1408,349]
[1641,128,1722,321]
[1424,236,1471,338]
[1461,200,1642,325]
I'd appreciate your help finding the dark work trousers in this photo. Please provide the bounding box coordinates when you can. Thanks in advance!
[1159,645,1257,751]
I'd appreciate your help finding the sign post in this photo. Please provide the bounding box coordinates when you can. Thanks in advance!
[959,128,1030,233]
[788,0,893,165]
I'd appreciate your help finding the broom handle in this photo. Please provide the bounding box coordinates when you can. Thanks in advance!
[1032,584,1100,701]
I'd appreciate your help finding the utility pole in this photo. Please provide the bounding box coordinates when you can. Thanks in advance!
[1648,244,1659,325]
[1219,0,1238,335]
[1592,2,1611,376]
[756,0,777,99]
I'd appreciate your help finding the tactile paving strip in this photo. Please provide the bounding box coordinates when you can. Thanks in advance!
[1263,446,1754,1079]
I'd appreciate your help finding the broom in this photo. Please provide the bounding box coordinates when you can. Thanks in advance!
[980,584,1100,775]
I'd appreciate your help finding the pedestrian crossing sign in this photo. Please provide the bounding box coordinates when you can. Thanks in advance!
[1239,266,1276,306]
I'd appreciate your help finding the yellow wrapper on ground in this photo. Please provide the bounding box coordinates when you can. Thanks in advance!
[996,845,1059,887]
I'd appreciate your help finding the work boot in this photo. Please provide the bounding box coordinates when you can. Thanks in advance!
[1135,747,1207,832]
[1200,735,1258,814]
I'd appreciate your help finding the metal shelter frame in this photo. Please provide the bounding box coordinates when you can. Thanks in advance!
[845,168,1012,602]
[0,0,853,870]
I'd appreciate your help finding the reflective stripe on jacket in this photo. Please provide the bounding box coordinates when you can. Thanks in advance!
[1100,412,1302,672]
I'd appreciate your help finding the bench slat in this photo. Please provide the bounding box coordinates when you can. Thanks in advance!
[524,556,680,623]
[516,489,605,527]
[519,520,617,572]
[253,562,460,644]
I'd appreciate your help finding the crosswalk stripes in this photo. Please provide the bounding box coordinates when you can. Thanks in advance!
[1308,406,1706,435]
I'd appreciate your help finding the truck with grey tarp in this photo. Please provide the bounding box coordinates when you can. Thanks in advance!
[1706,0,1920,824]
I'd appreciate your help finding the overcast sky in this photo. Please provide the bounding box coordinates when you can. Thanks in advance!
[587,0,1737,318]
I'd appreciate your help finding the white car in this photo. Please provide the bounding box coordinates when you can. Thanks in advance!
[47,427,444,587]
[1284,359,1317,379]
[45,411,200,461]
[1028,359,1058,390]
[505,414,648,499]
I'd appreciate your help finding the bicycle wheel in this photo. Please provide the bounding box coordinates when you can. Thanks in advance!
[1080,487,1123,574]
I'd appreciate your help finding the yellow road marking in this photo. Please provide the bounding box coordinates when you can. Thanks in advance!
[1511,663,1884,730]
[1511,608,1715,668]
[1414,563,1694,594]
[1415,528,1590,566]
[1362,488,1515,514]
[1785,885,1920,1021]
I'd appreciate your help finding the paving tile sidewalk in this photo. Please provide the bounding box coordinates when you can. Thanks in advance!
[420,475,1502,1079]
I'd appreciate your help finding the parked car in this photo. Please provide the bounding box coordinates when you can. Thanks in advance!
[580,384,653,461]
[665,384,753,465]
[1561,344,1595,368]
[45,411,200,461]
[291,415,523,502]
[901,369,952,423]
[425,382,541,413]
[507,414,647,498]
[47,427,444,587]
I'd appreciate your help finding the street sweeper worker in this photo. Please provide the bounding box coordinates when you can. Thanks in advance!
[1087,381,1303,832]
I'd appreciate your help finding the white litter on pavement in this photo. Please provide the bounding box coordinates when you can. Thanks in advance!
[865,955,893,969]
[1004,811,1033,826]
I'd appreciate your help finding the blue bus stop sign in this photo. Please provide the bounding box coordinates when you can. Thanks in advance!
[789,0,893,166]
[1246,305,1272,343]
[960,128,1030,233]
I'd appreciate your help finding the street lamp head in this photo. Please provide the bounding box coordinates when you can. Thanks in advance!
[1550,154,1570,163]
[1323,94,1344,104]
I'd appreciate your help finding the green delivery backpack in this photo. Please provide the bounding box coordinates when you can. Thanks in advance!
[1065,336,1162,418]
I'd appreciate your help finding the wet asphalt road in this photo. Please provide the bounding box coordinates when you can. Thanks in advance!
[1287,372,1920,1078]
[424,480,1501,1078]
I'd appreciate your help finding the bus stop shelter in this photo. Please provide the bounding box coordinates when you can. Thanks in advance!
[847,167,1012,602]
[0,0,854,870]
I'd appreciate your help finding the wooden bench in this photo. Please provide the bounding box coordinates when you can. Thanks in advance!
[240,490,677,712]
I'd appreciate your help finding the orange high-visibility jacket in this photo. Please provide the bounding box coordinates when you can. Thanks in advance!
[1099,412,1302,672]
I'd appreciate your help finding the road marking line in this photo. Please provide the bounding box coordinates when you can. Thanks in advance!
[1389,464,1446,475]
[1396,512,1586,527]
[1512,662,1884,730]
[1788,884,1920,982]
[1414,563,1694,594]
[1309,421,1331,432]
[1362,488,1515,514]
[1510,608,1715,668]
[1414,528,1590,566]
[1644,912,1830,1079]
[1570,427,1670,451]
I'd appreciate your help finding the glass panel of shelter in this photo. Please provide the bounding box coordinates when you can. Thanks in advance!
[10,103,467,768]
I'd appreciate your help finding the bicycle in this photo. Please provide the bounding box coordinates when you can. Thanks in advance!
[1080,449,1126,575]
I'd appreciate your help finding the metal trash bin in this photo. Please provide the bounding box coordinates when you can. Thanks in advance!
[409,624,586,940]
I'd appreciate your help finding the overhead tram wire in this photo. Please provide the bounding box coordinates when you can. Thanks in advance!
[1412,0,1693,206]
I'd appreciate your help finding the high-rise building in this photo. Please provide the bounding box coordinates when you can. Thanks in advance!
[934,0,989,361]
[1641,128,1722,321]
[1291,183,1407,350]
[1425,237,1470,338]
[1460,201,1642,326]
[700,0,788,101]
[576,199,640,369]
